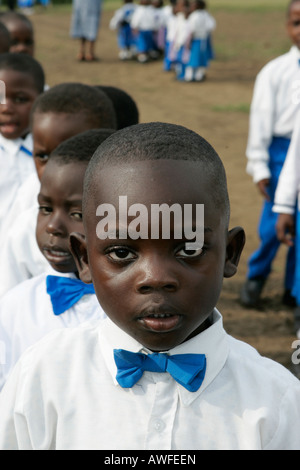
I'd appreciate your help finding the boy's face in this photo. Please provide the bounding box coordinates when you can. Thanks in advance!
[0,69,39,140]
[287,2,300,49]
[6,19,34,56]
[36,160,86,274]
[72,160,244,351]
[32,112,96,180]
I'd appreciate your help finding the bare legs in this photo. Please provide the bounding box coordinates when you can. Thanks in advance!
[77,38,97,61]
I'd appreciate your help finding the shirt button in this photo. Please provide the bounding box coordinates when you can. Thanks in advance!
[152,418,165,432]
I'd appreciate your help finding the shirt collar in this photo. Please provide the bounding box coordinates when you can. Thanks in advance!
[98,309,229,405]
[289,45,300,60]
[0,133,33,156]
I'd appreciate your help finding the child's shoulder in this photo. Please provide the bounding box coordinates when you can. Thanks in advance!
[258,47,298,76]
[15,320,101,376]
[227,335,300,392]
[0,271,49,308]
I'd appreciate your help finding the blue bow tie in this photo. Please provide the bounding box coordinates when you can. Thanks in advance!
[114,349,206,392]
[46,275,95,315]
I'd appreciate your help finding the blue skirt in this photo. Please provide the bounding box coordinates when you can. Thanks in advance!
[136,30,155,53]
[118,24,136,49]
[187,38,208,68]
[71,0,102,41]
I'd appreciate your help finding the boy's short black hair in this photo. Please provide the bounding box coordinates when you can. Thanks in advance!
[0,23,10,52]
[96,86,139,130]
[0,52,44,93]
[0,11,34,31]
[50,128,116,165]
[31,83,117,130]
[84,122,230,222]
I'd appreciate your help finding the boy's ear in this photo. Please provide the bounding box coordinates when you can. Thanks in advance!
[69,232,93,284]
[223,226,245,278]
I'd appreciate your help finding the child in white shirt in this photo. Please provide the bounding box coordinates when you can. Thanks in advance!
[240,0,300,308]
[1,122,300,450]
[184,0,216,82]
[273,108,300,341]
[0,53,44,238]
[0,129,113,391]
[130,0,158,62]
[109,0,137,60]
[0,83,117,298]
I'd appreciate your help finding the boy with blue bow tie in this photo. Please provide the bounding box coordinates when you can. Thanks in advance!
[1,122,300,450]
[0,129,114,391]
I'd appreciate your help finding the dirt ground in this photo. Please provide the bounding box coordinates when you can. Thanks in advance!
[21,4,298,371]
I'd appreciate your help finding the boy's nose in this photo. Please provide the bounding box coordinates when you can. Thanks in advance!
[46,214,66,237]
[1,99,14,113]
[135,255,179,294]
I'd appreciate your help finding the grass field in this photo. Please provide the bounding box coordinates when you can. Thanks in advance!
[1,0,298,371]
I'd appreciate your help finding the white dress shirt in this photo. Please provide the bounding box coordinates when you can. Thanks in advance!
[1,309,300,450]
[0,268,106,391]
[246,46,300,183]
[130,5,157,31]
[0,205,49,298]
[187,10,215,40]
[273,108,300,215]
[0,133,35,237]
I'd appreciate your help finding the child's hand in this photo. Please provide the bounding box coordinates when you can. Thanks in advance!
[257,178,270,200]
[276,213,295,246]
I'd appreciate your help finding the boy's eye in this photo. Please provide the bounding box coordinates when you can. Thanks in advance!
[38,205,52,215]
[106,247,136,261]
[34,154,49,162]
[71,211,82,221]
[176,246,203,258]
[14,95,29,104]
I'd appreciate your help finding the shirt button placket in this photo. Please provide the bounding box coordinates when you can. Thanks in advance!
[144,377,178,450]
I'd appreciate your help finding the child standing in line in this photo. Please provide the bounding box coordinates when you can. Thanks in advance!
[1,122,300,450]
[162,0,177,71]
[130,0,158,62]
[170,0,190,81]
[273,108,300,345]
[184,0,215,82]
[240,0,300,308]
[0,83,117,298]
[0,129,113,392]
[0,11,35,56]
[109,0,137,60]
[0,53,44,237]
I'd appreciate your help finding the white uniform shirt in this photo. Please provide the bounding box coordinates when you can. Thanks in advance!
[109,3,137,30]
[273,109,300,214]
[1,309,300,450]
[246,46,300,183]
[0,133,35,237]
[130,5,157,31]
[0,205,49,298]
[187,10,215,40]
[0,171,40,245]
[0,268,106,391]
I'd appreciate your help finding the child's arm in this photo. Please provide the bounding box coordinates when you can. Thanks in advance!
[0,360,31,450]
[273,113,300,244]
[246,66,277,190]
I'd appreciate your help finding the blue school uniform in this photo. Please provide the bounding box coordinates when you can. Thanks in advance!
[247,137,295,289]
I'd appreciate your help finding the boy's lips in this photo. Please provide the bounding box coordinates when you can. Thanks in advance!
[0,122,19,134]
[42,245,73,265]
[137,305,182,332]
